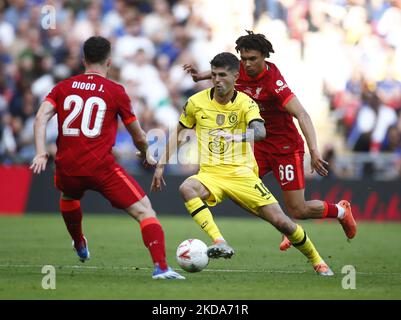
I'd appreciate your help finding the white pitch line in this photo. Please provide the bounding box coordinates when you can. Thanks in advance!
[0,264,271,273]
[0,264,400,276]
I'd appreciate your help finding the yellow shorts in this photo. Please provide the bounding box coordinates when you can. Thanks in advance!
[188,167,278,215]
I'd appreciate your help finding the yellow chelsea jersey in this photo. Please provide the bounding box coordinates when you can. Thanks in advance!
[179,88,264,174]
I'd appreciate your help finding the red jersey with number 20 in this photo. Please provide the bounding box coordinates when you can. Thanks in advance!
[45,72,137,176]
[236,61,304,155]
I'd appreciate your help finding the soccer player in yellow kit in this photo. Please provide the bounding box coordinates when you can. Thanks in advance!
[152,52,333,275]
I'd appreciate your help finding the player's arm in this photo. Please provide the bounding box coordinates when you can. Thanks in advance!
[151,123,188,192]
[30,101,56,174]
[183,64,211,82]
[284,96,328,176]
[125,120,156,167]
[248,119,266,141]
[217,119,265,142]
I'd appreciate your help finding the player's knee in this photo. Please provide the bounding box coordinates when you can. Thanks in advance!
[137,207,156,219]
[179,182,197,201]
[125,197,156,221]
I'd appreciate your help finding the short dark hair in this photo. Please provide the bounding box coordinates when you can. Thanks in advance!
[210,52,240,72]
[83,36,111,64]
[235,30,275,58]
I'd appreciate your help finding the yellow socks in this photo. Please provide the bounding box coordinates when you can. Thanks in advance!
[287,224,322,266]
[185,197,223,242]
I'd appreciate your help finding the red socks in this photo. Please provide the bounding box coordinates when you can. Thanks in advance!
[322,201,339,218]
[60,199,84,248]
[140,217,168,270]
[60,200,167,270]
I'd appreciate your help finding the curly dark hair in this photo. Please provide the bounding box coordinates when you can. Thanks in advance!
[235,30,275,58]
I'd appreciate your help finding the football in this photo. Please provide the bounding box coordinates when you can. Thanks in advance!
[176,239,209,272]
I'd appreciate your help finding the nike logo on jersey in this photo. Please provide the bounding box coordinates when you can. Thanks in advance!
[201,115,207,119]
[281,181,290,186]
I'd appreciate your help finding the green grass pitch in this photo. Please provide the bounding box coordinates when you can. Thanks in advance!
[0,214,400,300]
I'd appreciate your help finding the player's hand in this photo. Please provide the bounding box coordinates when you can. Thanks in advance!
[151,164,166,192]
[30,153,49,174]
[136,151,157,169]
[183,64,200,82]
[310,150,329,176]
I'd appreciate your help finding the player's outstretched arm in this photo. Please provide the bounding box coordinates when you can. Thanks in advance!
[151,123,187,192]
[183,64,211,82]
[284,96,328,176]
[214,119,266,143]
[30,101,56,174]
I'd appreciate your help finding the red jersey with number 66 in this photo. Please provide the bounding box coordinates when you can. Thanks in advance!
[235,61,304,155]
[45,72,137,176]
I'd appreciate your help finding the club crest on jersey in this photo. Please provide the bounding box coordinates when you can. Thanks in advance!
[228,112,238,125]
[216,114,225,126]
[244,87,263,99]
[255,87,263,98]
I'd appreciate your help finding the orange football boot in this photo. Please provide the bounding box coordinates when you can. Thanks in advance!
[279,234,292,251]
[337,200,357,239]
[313,260,334,276]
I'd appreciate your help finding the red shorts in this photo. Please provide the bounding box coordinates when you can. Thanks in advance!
[254,147,305,191]
[54,163,146,209]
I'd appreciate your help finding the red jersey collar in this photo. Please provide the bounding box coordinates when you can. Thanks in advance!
[240,61,269,81]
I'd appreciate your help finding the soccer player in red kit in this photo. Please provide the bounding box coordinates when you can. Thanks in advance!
[30,36,184,279]
[184,31,356,251]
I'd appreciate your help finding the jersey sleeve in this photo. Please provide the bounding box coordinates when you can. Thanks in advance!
[45,83,60,110]
[272,66,295,109]
[115,86,137,125]
[244,97,264,125]
[179,98,196,129]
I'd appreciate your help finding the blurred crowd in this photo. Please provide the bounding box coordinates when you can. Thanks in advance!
[0,0,400,179]
[254,0,401,179]
[0,0,213,173]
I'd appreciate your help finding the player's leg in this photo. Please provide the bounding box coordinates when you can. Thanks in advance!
[124,197,184,279]
[179,177,223,242]
[60,193,90,262]
[283,190,356,238]
[254,144,296,250]
[99,164,184,279]
[257,203,334,276]
[273,153,356,249]
[179,176,234,258]
[280,189,324,251]
[224,174,333,275]
[55,174,89,262]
